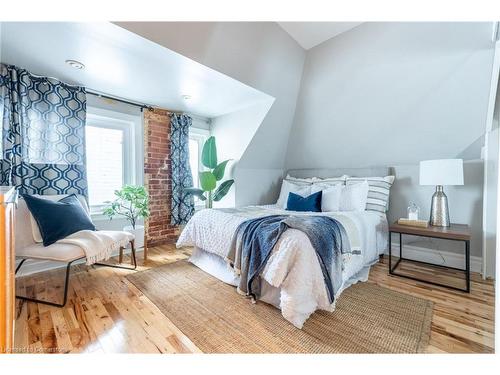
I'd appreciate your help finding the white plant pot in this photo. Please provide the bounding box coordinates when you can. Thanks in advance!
[123,225,145,249]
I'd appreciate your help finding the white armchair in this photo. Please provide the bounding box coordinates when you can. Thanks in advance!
[15,194,137,307]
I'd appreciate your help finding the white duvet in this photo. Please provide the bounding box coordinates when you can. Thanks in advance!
[177,205,388,328]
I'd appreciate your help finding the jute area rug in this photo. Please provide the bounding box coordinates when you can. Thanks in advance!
[127,260,433,353]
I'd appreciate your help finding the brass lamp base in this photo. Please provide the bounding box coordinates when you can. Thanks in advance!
[430,185,450,227]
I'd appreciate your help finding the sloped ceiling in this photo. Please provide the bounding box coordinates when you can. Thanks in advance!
[285,22,495,169]
[278,22,362,49]
[115,22,306,170]
[0,22,267,118]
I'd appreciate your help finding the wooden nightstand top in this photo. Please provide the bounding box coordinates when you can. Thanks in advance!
[389,222,471,241]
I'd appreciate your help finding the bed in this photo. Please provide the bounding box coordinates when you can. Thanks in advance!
[176,167,391,328]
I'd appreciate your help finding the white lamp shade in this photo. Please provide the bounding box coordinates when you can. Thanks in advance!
[419,159,464,186]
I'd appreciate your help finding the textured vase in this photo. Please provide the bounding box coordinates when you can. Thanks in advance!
[430,186,450,227]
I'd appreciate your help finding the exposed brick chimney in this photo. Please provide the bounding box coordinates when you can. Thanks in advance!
[143,109,180,246]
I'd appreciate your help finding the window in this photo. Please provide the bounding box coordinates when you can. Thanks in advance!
[188,127,209,204]
[85,108,139,213]
[189,138,200,188]
[85,126,125,207]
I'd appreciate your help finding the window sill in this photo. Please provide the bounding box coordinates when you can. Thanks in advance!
[90,211,110,221]
[92,206,206,221]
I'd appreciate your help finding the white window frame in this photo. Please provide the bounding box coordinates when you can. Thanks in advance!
[85,107,142,216]
[189,127,210,207]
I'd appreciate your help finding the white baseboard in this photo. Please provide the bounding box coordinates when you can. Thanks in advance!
[16,247,144,276]
[386,243,482,274]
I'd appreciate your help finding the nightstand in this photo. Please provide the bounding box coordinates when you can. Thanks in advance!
[388,222,471,292]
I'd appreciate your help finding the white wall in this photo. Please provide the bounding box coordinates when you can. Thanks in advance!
[210,99,274,207]
[482,39,500,278]
[0,22,3,63]
[283,22,496,265]
[389,161,484,257]
[483,126,499,272]
[234,168,284,207]
[285,22,494,168]
[115,22,306,205]
[211,100,274,164]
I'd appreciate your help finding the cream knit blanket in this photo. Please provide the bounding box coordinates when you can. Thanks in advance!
[58,230,134,265]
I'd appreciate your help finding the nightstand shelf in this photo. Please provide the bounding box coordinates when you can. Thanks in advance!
[388,222,471,293]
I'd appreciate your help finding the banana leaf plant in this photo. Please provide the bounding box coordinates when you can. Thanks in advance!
[184,136,234,208]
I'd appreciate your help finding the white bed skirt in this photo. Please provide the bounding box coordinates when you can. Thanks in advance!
[189,246,282,307]
[189,246,375,309]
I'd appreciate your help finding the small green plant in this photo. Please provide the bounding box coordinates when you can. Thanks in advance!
[103,185,150,229]
[184,136,234,208]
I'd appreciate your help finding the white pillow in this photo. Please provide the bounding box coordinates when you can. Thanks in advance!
[311,184,342,212]
[285,175,315,185]
[339,181,369,212]
[346,176,395,213]
[312,175,348,185]
[286,174,348,185]
[277,180,311,208]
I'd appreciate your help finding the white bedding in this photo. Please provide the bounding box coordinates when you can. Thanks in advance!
[177,205,388,328]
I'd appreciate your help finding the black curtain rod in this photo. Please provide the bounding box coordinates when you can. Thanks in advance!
[86,90,154,112]
[9,69,153,112]
[3,64,173,114]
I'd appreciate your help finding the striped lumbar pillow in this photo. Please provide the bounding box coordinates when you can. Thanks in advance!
[346,176,395,213]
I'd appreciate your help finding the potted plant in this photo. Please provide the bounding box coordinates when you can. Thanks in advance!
[103,185,149,248]
[185,136,234,208]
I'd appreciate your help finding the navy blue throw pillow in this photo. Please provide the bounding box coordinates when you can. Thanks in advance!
[286,191,322,212]
[23,194,96,247]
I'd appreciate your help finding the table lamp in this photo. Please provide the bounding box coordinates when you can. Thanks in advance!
[419,159,464,227]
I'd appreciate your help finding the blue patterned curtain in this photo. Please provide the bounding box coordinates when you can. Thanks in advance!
[0,64,88,196]
[170,113,194,224]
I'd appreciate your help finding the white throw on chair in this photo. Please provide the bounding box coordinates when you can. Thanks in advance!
[15,194,137,307]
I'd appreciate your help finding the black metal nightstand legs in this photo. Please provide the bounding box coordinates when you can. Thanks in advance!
[388,231,392,271]
[389,231,471,293]
[465,240,470,293]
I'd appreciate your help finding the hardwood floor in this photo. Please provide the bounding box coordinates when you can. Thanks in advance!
[13,245,495,353]
[371,258,495,353]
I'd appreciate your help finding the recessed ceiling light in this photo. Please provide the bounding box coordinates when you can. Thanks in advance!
[181,94,192,100]
[65,59,85,70]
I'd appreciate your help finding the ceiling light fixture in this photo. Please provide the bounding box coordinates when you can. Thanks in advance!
[181,94,192,100]
[65,59,85,70]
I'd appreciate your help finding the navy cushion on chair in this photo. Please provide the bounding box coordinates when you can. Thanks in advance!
[286,191,322,212]
[23,194,96,247]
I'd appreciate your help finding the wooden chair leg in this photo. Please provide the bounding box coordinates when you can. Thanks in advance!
[119,247,123,264]
[143,233,148,261]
